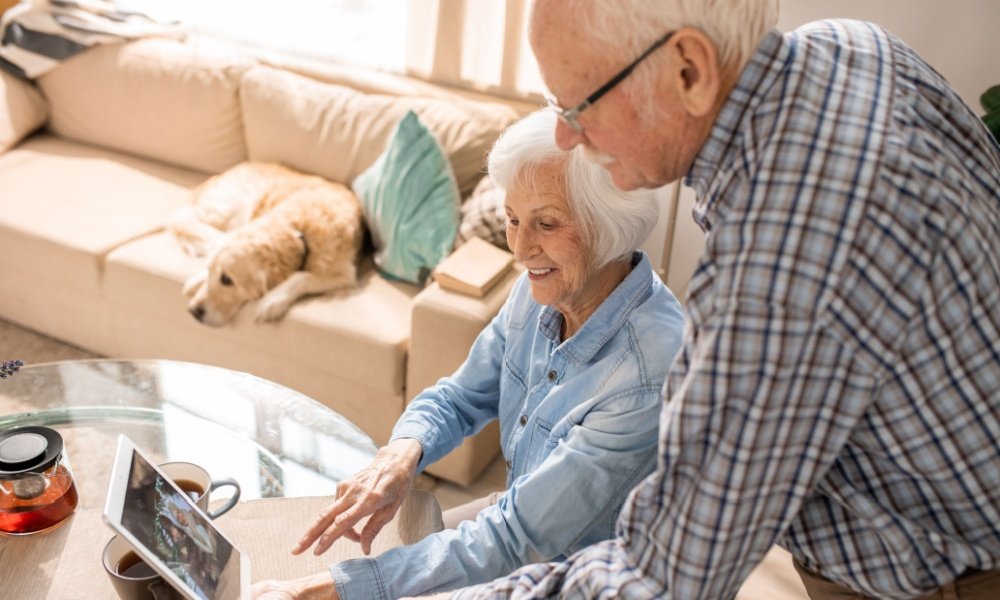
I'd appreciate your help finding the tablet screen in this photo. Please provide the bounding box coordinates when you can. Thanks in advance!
[120,449,241,600]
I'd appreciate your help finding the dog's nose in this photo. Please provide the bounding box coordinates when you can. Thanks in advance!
[189,306,205,322]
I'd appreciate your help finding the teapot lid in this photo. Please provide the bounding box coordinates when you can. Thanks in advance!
[0,426,64,475]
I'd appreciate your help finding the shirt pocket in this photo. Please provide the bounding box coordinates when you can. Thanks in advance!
[524,417,556,472]
[499,358,528,441]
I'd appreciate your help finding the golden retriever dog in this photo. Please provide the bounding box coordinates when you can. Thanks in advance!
[169,162,363,326]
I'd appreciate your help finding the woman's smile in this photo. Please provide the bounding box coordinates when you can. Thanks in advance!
[527,267,555,280]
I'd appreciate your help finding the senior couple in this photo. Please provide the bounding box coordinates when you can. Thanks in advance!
[258,0,1000,599]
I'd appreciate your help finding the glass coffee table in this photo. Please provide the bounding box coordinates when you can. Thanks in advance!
[0,359,378,511]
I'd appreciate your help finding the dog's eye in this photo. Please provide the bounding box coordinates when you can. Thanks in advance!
[220,273,234,286]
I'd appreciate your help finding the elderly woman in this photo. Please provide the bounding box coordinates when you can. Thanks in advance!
[252,109,685,600]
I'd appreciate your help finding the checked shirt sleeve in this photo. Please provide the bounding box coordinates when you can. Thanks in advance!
[453,301,876,599]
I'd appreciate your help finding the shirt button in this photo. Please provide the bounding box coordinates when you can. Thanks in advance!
[547,370,557,381]
[505,459,512,469]
[519,415,528,426]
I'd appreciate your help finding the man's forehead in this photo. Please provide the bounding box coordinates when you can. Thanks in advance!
[530,3,618,99]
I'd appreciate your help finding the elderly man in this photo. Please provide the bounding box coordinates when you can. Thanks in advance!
[450,1,1000,599]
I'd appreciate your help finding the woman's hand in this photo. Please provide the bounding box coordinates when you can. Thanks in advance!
[252,573,339,599]
[293,438,423,556]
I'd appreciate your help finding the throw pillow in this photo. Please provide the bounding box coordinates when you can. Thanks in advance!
[353,110,460,285]
[457,175,509,251]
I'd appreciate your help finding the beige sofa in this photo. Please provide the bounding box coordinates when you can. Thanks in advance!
[0,36,527,485]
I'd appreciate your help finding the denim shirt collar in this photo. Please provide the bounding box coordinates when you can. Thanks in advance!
[684,29,788,233]
[538,251,652,364]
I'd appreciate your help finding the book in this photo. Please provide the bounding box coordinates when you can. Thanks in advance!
[433,237,515,297]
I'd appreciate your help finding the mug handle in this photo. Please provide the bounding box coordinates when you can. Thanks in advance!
[206,478,241,519]
[148,579,173,600]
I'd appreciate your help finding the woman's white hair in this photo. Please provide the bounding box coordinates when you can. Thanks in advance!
[564,0,779,124]
[488,109,659,268]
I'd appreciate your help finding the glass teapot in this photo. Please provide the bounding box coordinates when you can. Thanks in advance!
[0,426,79,535]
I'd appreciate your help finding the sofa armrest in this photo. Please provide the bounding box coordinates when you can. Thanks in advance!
[406,263,523,486]
[0,69,47,153]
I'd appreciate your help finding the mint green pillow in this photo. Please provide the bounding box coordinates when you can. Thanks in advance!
[353,110,460,284]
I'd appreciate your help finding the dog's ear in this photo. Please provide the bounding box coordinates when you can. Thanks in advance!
[250,270,270,297]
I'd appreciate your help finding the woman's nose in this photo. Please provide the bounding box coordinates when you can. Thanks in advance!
[510,228,537,261]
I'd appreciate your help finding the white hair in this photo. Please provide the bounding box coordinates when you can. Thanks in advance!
[488,110,660,268]
[558,0,779,123]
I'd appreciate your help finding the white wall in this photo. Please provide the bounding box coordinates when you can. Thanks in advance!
[657,1,999,299]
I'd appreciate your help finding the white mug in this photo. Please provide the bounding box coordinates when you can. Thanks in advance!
[158,461,240,519]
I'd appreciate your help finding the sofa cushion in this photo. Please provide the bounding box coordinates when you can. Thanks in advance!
[103,232,418,399]
[0,69,47,152]
[239,65,517,197]
[353,111,459,285]
[36,38,253,173]
[0,134,207,298]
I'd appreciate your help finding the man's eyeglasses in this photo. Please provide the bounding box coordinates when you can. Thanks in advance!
[545,30,675,133]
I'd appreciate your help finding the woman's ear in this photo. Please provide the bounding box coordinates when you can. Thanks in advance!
[668,28,723,118]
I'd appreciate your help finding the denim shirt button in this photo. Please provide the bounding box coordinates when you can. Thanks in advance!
[547,370,557,381]
[519,415,527,426]
[505,459,512,469]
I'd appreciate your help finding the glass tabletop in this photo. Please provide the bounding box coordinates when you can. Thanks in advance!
[0,360,376,510]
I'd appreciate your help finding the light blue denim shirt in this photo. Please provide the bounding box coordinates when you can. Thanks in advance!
[329,251,685,600]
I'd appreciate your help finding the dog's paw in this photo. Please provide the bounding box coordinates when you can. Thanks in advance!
[254,295,292,322]
[182,270,207,300]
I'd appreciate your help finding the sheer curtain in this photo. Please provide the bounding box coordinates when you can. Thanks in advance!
[116,0,410,71]
[405,0,543,100]
[115,0,542,100]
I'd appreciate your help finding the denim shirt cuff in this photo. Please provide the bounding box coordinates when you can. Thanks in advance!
[330,557,388,600]
[389,425,435,472]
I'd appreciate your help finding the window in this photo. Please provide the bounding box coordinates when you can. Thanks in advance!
[117,0,542,99]
[117,0,409,71]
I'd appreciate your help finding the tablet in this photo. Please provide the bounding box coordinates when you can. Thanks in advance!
[103,435,250,600]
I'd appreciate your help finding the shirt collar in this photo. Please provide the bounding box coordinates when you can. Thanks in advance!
[684,29,789,232]
[538,251,653,363]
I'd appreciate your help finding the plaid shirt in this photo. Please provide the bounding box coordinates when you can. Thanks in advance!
[454,20,1000,600]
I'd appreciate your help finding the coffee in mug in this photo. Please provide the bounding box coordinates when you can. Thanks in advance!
[157,462,240,519]
[169,478,205,502]
[116,550,158,579]
[102,534,178,600]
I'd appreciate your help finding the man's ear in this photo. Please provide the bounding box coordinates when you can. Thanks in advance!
[668,28,723,118]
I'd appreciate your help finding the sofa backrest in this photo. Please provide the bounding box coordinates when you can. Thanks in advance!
[0,68,46,153]
[29,37,520,193]
[240,65,518,196]
[36,38,254,174]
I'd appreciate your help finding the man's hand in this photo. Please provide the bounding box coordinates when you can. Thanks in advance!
[293,438,423,556]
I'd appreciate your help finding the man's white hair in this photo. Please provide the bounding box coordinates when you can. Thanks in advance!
[488,110,660,269]
[559,0,779,123]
